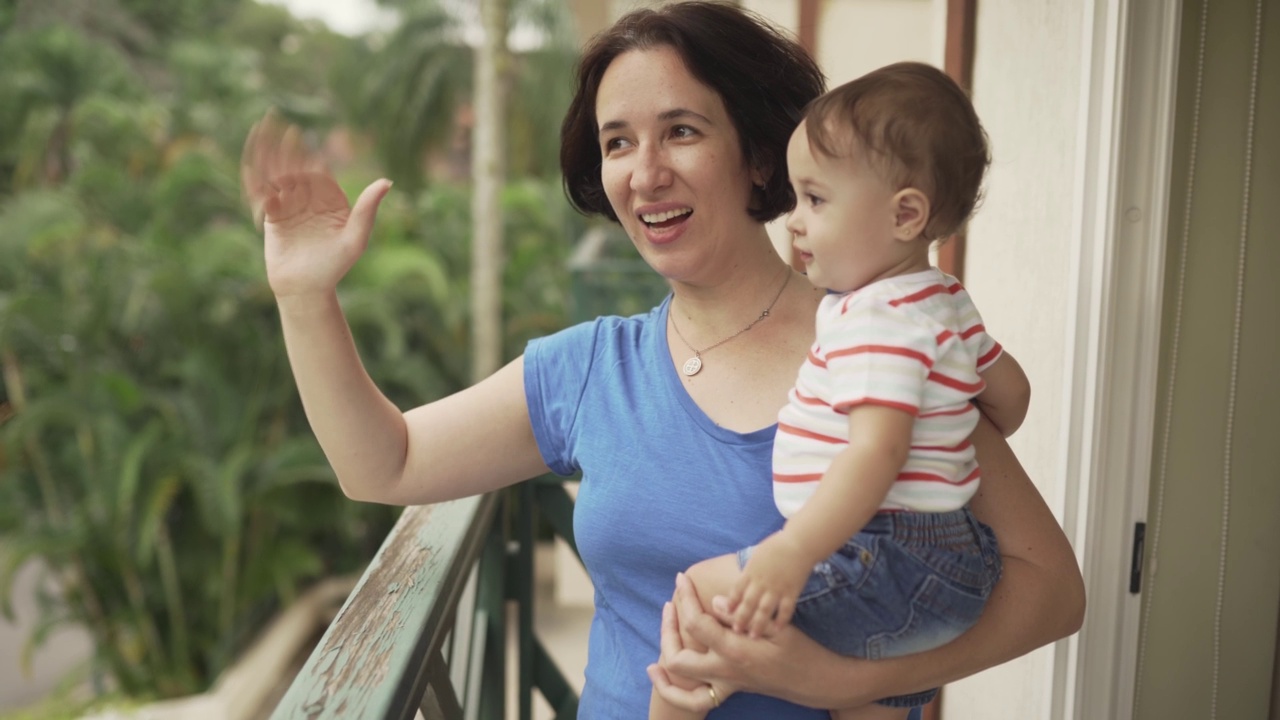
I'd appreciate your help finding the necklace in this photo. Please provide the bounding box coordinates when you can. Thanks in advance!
[669,267,791,377]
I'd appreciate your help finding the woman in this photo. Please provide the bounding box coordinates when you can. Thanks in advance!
[240,2,1084,717]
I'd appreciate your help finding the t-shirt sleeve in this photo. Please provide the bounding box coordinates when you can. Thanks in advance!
[523,321,599,477]
[949,282,1003,372]
[823,300,938,416]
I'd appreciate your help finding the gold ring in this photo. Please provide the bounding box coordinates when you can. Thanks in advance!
[707,685,721,708]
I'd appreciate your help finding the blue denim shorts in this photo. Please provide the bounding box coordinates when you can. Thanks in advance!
[737,507,1001,708]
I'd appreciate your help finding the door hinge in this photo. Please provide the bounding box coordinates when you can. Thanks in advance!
[1129,521,1146,594]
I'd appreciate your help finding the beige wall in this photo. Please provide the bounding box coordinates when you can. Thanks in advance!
[948,0,1085,717]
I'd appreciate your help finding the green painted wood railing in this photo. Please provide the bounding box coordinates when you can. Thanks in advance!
[269,478,582,720]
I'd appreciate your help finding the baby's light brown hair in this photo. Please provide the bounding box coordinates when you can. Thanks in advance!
[803,61,990,241]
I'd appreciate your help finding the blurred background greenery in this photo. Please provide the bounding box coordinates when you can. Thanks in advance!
[0,0,664,713]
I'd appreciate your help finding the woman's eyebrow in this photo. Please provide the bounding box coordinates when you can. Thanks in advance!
[657,108,713,124]
[598,108,714,136]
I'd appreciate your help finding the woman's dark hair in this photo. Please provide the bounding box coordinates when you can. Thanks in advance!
[560,1,825,223]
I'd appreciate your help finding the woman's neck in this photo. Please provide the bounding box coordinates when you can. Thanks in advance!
[667,239,796,342]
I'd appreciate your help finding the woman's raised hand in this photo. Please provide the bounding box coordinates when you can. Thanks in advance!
[240,110,392,300]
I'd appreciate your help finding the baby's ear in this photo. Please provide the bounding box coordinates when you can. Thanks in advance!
[892,188,930,242]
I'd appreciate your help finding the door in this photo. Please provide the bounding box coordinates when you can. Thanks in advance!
[1133,1,1280,719]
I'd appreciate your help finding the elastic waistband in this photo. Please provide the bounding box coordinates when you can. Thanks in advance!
[861,508,979,548]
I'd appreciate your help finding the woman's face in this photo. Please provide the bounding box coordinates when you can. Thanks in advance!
[595,46,760,283]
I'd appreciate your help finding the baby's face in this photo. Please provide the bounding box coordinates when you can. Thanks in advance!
[784,124,903,293]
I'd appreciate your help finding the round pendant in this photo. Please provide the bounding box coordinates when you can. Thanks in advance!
[682,355,703,376]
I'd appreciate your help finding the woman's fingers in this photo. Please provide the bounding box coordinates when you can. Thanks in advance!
[671,574,733,669]
[647,666,719,712]
[347,179,393,243]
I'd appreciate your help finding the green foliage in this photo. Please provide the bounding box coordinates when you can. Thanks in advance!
[0,0,583,705]
[355,0,578,191]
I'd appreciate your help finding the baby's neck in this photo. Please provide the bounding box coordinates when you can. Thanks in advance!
[859,248,933,289]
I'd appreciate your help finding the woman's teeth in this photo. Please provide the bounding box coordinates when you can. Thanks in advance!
[641,208,692,225]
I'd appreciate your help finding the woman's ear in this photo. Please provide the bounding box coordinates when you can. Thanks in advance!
[892,188,930,242]
[750,163,770,190]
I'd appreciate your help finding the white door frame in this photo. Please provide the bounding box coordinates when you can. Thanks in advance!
[1054,0,1182,718]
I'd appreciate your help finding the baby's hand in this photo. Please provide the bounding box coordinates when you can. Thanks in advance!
[728,533,812,638]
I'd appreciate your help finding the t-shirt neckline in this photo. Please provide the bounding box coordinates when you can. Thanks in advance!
[656,294,778,447]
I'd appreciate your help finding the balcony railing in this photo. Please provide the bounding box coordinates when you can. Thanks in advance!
[269,477,582,720]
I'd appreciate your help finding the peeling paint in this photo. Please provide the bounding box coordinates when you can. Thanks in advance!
[270,495,494,719]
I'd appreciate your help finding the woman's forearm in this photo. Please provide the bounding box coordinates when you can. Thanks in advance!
[791,556,1080,708]
[666,416,1085,709]
[277,292,410,502]
[811,418,1085,706]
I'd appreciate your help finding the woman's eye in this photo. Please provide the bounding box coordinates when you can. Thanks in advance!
[603,137,630,153]
[671,125,697,139]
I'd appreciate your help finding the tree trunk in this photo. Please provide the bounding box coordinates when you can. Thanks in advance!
[470,0,508,382]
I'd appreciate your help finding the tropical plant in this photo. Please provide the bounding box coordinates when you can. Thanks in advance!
[0,0,590,708]
[356,0,578,192]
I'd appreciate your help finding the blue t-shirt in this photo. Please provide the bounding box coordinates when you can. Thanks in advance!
[524,296,830,718]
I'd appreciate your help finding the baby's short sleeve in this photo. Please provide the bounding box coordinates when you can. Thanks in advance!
[822,300,939,416]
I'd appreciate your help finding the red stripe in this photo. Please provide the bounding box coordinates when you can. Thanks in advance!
[896,471,954,483]
[888,284,947,307]
[825,344,933,368]
[919,405,974,419]
[977,343,1003,368]
[833,398,920,415]
[808,348,827,368]
[773,473,825,483]
[897,468,981,485]
[947,282,963,294]
[960,324,986,340]
[913,440,973,452]
[927,371,985,394]
[793,391,830,407]
[936,330,955,345]
[777,423,845,444]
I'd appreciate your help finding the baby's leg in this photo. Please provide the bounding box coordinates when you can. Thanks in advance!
[649,554,742,720]
[831,704,911,720]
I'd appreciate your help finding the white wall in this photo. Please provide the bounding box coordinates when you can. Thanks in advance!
[815,0,936,83]
[947,1,1084,718]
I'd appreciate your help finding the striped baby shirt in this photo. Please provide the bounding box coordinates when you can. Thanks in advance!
[773,267,1002,516]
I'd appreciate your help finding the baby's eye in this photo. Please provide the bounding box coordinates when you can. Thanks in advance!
[807,193,825,207]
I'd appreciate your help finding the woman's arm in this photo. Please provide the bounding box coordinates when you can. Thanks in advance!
[245,112,549,507]
[279,294,549,506]
[654,415,1084,710]
[975,353,1032,437]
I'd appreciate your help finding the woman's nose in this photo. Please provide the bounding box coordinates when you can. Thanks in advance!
[629,144,672,195]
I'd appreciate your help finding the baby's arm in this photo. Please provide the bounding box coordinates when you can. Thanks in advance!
[728,405,914,637]
[975,352,1031,437]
